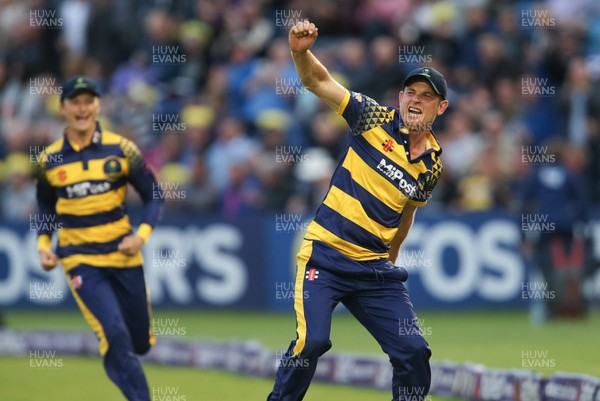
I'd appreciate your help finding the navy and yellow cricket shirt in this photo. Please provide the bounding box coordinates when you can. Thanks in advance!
[304,90,443,260]
[35,123,162,272]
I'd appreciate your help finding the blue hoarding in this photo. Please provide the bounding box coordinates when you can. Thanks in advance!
[0,211,595,309]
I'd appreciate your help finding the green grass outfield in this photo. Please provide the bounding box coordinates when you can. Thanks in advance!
[1,308,598,401]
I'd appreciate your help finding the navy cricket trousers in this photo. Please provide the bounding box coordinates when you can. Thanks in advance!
[67,264,155,401]
[267,240,431,401]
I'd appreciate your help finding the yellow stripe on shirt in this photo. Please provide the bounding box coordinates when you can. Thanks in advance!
[342,147,405,212]
[323,185,396,245]
[305,221,388,261]
[58,215,132,247]
[61,251,143,272]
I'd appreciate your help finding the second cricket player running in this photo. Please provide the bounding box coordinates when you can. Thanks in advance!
[36,76,163,401]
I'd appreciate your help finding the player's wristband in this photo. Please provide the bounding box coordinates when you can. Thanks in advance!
[136,223,153,243]
[37,234,52,252]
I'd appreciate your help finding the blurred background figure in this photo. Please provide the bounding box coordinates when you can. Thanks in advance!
[520,141,593,320]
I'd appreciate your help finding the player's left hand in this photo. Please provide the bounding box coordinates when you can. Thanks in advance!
[118,235,144,256]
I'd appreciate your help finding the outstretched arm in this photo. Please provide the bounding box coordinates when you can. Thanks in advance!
[290,20,346,110]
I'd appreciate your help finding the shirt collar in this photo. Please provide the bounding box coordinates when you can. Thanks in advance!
[398,121,443,159]
[63,121,103,151]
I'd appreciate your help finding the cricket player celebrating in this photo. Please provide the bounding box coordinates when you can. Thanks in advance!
[267,21,449,401]
[36,76,162,401]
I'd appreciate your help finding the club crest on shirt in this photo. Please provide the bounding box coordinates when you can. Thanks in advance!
[103,156,123,181]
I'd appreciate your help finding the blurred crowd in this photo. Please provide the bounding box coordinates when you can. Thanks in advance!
[1,0,600,220]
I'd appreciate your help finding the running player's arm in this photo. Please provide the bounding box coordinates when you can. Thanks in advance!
[35,152,59,270]
[388,204,418,264]
[119,139,163,254]
[290,20,346,110]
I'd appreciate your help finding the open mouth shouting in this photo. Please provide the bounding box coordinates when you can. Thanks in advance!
[75,114,90,121]
[73,114,94,126]
[404,104,432,132]
[407,106,422,120]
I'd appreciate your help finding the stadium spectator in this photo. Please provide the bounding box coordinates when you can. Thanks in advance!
[206,115,258,193]
[181,154,219,213]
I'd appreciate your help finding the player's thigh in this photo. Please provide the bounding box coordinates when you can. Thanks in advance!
[67,265,124,355]
[109,266,153,350]
[342,281,428,355]
[292,243,347,354]
[298,267,343,339]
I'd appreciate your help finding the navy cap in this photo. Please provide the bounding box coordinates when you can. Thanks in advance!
[60,76,101,102]
[402,67,447,99]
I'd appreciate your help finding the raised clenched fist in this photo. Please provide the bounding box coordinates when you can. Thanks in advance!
[289,20,319,54]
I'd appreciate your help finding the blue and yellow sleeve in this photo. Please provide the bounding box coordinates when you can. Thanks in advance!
[121,138,163,242]
[34,153,58,251]
[337,90,395,136]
